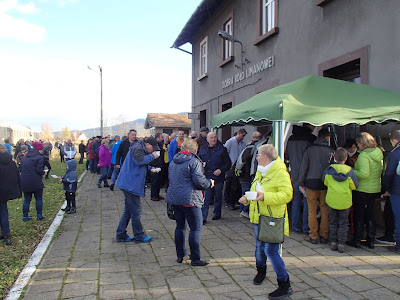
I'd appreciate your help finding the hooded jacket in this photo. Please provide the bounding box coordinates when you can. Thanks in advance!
[111,140,122,164]
[0,151,21,201]
[298,138,334,190]
[20,149,45,192]
[198,141,231,182]
[98,145,111,167]
[354,147,383,194]
[383,142,400,195]
[166,151,211,208]
[62,160,78,192]
[285,125,317,180]
[115,140,156,197]
[323,163,358,210]
[244,157,292,237]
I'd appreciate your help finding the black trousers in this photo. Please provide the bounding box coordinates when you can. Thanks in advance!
[44,160,51,177]
[65,191,76,208]
[353,191,379,242]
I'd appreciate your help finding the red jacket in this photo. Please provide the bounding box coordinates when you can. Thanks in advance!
[88,141,95,159]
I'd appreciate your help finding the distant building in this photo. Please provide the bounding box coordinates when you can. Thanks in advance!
[145,113,191,136]
[0,122,39,144]
[172,0,400,144]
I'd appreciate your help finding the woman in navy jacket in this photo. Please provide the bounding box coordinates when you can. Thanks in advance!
[20,142,45,221]
[166,139,214,266]
[0,145,21,245]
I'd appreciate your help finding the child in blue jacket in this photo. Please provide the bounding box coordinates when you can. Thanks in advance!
[59,160,78,214]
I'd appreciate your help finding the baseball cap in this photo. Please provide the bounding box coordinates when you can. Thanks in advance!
[144,136,160,150]
[200,126,210,133]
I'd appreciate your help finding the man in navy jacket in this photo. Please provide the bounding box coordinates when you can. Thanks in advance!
[198,132,231,224]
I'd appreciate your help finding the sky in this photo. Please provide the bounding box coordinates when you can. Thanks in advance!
[0,0,201,132]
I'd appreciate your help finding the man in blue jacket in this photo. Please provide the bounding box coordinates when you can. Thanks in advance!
[199,132,231,224]
[383,129,400,253]
[115,136,160,243]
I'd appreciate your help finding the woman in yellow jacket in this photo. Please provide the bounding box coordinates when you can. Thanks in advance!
[239,144,293,300]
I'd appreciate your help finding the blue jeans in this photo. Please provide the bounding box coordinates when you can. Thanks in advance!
[240,182,251,213]
[116,190,144,240]
[98,166,109,185]
[111,167,120,185]
[107,164,114,178]
[89,159,95,173]
[150,171,161,198]
[202,181,223,220]
[254,224,289,281]
[292,180,309,233]
[173,205,203,261]
[23,189,43,217]
[390,193,400,245]
[0,201,10,235]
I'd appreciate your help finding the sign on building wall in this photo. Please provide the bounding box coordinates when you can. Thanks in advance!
[222,56,275,89]
[188,113,199,119]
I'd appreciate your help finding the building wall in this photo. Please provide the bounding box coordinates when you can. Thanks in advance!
[189,0,400,142]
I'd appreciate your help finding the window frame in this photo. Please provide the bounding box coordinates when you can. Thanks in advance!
[220,11,234,67]
[198,36,208,81]
[254,0,279,46]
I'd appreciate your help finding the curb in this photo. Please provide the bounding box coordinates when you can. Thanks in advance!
[5,170,87,300]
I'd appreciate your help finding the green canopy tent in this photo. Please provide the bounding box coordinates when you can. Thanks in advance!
[212,75,400,158]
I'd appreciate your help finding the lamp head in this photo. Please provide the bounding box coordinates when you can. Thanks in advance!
[217,30,241,44]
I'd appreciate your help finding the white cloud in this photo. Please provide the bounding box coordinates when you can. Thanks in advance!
[0,13,46,42]
[15,2,39,14]
[0,0,38,14]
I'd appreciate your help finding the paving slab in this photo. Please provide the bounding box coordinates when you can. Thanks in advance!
[19,172,400,299]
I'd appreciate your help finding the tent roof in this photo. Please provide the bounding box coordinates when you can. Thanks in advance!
[212,75,400,128]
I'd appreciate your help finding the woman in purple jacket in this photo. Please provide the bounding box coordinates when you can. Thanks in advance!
[97,139,111,188]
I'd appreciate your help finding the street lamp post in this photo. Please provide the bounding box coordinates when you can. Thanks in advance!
[88,65,104,137]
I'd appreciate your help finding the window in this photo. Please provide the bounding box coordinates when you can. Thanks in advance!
[198,36,208,80]
[261,0,275,35]
[200,110,206,128]
[223,19,232,60]
[254,0,278,45]
[221,102,232,144]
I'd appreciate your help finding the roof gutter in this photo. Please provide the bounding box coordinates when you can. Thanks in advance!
[170,45,192,55]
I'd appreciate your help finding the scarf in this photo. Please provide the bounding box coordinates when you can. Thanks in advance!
[257,160,275,177]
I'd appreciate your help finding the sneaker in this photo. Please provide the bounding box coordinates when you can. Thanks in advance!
[387,245,400,254]
[304,235,318,244]
[376,235,396,245]
[68,207,76,214]
[134,236,153,243]
[330,242,338,251]
[110,184,114,191]
[37,214,45,221]
[338,244,346,253]
[240,211,249,218]
[158,195,165,200]
[320,237,328,244]
[97,183,101,188]
[212,215,221,220]
[115,236,135,243]
[150,197,160,201]
[191,260,209,267]
[104,184,110,188]
[22,216,32,222]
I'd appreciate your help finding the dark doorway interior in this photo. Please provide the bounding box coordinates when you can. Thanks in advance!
[221,102,232,143]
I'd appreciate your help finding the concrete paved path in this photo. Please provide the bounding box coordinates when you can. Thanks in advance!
[22,173,400,299]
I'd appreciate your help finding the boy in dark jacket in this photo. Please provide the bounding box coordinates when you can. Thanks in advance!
[59,160,78,214]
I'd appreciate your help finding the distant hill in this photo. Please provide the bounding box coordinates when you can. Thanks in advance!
[54,118,150,138]
[81,118,148,138]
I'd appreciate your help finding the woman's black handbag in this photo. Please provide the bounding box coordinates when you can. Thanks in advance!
[257,204,285,244]
[167,203,175,220]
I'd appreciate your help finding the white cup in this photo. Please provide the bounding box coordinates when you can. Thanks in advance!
[155,151,160,156]
[245,191,257,200]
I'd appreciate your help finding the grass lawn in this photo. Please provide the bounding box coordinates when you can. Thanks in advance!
[0,156,86,299]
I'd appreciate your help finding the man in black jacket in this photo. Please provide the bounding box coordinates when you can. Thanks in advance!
[149,133,164,201]
[78,140,86,164]
[110,129,138,190]
[285,124,316,234]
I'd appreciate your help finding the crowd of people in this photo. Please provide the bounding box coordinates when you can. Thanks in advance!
[1,124,400,300]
